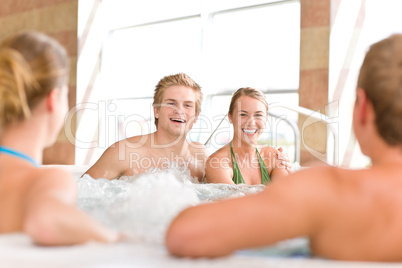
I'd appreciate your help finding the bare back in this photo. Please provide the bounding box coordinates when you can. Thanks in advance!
[167,165,402,261]
[236,165,402,260]
[0,164,35,232]
[0,160,75,234]
[307,166,402,260]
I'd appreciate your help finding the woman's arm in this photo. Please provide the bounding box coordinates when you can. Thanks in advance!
[263,147,290,180]
[271,165,289,179]
[23,168,119,245]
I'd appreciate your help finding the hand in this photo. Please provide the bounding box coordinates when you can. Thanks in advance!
[277,147,292,173]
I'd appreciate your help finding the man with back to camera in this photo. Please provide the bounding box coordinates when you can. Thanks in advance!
[85,73,208,181]
[166,34,402,262]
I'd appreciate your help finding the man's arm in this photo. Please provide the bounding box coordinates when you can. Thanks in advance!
[24,169,119,245]
[166,167,332,257]
[84,142,127,180]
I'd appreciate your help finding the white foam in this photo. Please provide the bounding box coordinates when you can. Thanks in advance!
[291,161,301,173]
[76,164,267,245]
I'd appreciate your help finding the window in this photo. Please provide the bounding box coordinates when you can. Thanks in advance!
[99,0,300,155]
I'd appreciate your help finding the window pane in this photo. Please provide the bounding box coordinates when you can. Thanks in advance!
[206,2,300,92]
[205,0,289,13]
[103,0,201,29]
[102,17,202,99]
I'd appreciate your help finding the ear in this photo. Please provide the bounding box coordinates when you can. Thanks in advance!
[193,113,199,124]
[46,89,58,112]
[355,88,368,125]
[228,112,232,124]
[153,106,159,119]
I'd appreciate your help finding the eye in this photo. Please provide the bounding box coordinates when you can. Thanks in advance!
[240,113,247,117]
[185,104,193,108]
[167,102,175,106]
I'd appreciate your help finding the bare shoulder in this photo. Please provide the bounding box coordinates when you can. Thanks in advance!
[114,133,152,154]
[266,166,341,200]
[27,167,76,202]
[208,144,230,160]
[124,133,152,146]
[85,134,152,179]
[258,145,280,157]
[206,145,231,168]
[35,167,75,187]
[284,166,339,184]
[205,145,232,184]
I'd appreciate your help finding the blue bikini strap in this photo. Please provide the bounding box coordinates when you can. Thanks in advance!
[0,146,39,167]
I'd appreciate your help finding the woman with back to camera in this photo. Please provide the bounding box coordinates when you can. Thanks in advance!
[0,31,118,245]
[205,87,290,185]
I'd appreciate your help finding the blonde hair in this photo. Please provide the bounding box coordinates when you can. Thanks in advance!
[152,73,202,128]
[229,87,268,115]
[0,31,68,128]
[357,34,402,146]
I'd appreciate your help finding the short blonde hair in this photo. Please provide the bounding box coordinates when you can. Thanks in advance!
[152,73,202,128]
[0,31,68,127]
[357,34,402,146]
[229,87,268,115]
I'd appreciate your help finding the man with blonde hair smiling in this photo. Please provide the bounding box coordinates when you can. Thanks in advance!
[85,73,208,181]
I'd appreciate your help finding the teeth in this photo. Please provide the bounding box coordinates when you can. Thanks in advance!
[243,129,257,134]
[171,118,185,123]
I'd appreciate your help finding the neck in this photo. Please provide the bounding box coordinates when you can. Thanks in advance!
[153,129,188,153]
[0,117,48,165]
[369,142,402,167]
[231,135,257,156]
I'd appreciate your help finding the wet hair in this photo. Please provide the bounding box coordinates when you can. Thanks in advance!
[0,31,68,128]
[357,34,402,146]
[228,87,268,115]
[152,73,202,128]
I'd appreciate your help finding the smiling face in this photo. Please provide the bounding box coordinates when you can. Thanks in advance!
[154,85,199,137]
[229,95,267,145]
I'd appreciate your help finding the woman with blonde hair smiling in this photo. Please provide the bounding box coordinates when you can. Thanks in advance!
[205,87,290,185]
[0,31,118,245]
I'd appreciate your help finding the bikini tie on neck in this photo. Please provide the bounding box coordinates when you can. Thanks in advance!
[0,146,39,167]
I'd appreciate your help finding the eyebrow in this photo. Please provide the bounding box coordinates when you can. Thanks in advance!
[164,98,195,104]
[239,110,248,113]
[238,110,265,113]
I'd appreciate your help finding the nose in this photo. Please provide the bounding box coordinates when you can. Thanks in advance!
[173,104,185,116]
[248,117,256,126]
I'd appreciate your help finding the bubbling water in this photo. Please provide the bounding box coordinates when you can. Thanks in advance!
[76,163,266,245]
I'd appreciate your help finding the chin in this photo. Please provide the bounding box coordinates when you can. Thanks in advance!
[241,138,257,146]
[169,128,187,138]
[241,135,260,145]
